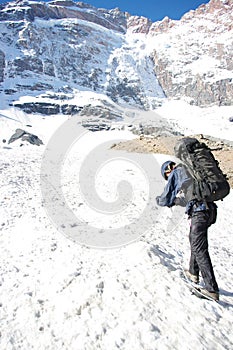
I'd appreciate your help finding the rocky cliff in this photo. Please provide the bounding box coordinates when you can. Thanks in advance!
[0,0,232,116]
[149,0,233,107]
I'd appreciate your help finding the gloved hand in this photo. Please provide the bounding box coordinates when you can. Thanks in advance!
[174,197,186,207]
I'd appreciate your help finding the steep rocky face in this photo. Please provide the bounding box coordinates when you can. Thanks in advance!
[0,50,5,83]
[127,16,152,34]
[0,0,165,115]
[0,0,129,32]
[0,0,232,115]
[149,0,233,106]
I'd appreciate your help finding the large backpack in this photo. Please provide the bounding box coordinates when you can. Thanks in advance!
[174,137,230,202]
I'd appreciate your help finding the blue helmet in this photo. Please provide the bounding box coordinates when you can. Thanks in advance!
[161,160,176,180]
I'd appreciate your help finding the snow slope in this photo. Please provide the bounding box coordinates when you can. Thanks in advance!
[0,101,233,349]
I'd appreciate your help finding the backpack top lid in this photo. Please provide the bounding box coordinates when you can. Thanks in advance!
[174,137,199,159]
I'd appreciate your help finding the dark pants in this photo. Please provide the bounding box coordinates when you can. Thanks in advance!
[189,205,219,292]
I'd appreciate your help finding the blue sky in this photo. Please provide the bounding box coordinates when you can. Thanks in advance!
[81,0,210,21]
[0,0,210,22]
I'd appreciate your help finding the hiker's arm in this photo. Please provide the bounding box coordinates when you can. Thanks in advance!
[156,172,178,207]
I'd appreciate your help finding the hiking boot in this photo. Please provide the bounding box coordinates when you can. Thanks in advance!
[200,288,219,301]
[184,269,199,284]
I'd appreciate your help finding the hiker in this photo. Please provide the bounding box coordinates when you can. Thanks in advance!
[156,160,219,301]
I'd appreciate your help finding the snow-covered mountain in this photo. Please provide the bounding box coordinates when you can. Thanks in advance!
[0,0,232,121]
[149,0,233,107]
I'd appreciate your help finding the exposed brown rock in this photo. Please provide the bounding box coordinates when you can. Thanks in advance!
[149,16,175,34]
[127,16,152,34]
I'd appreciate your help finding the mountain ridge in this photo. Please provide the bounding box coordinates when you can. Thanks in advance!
[0,0,232,120]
